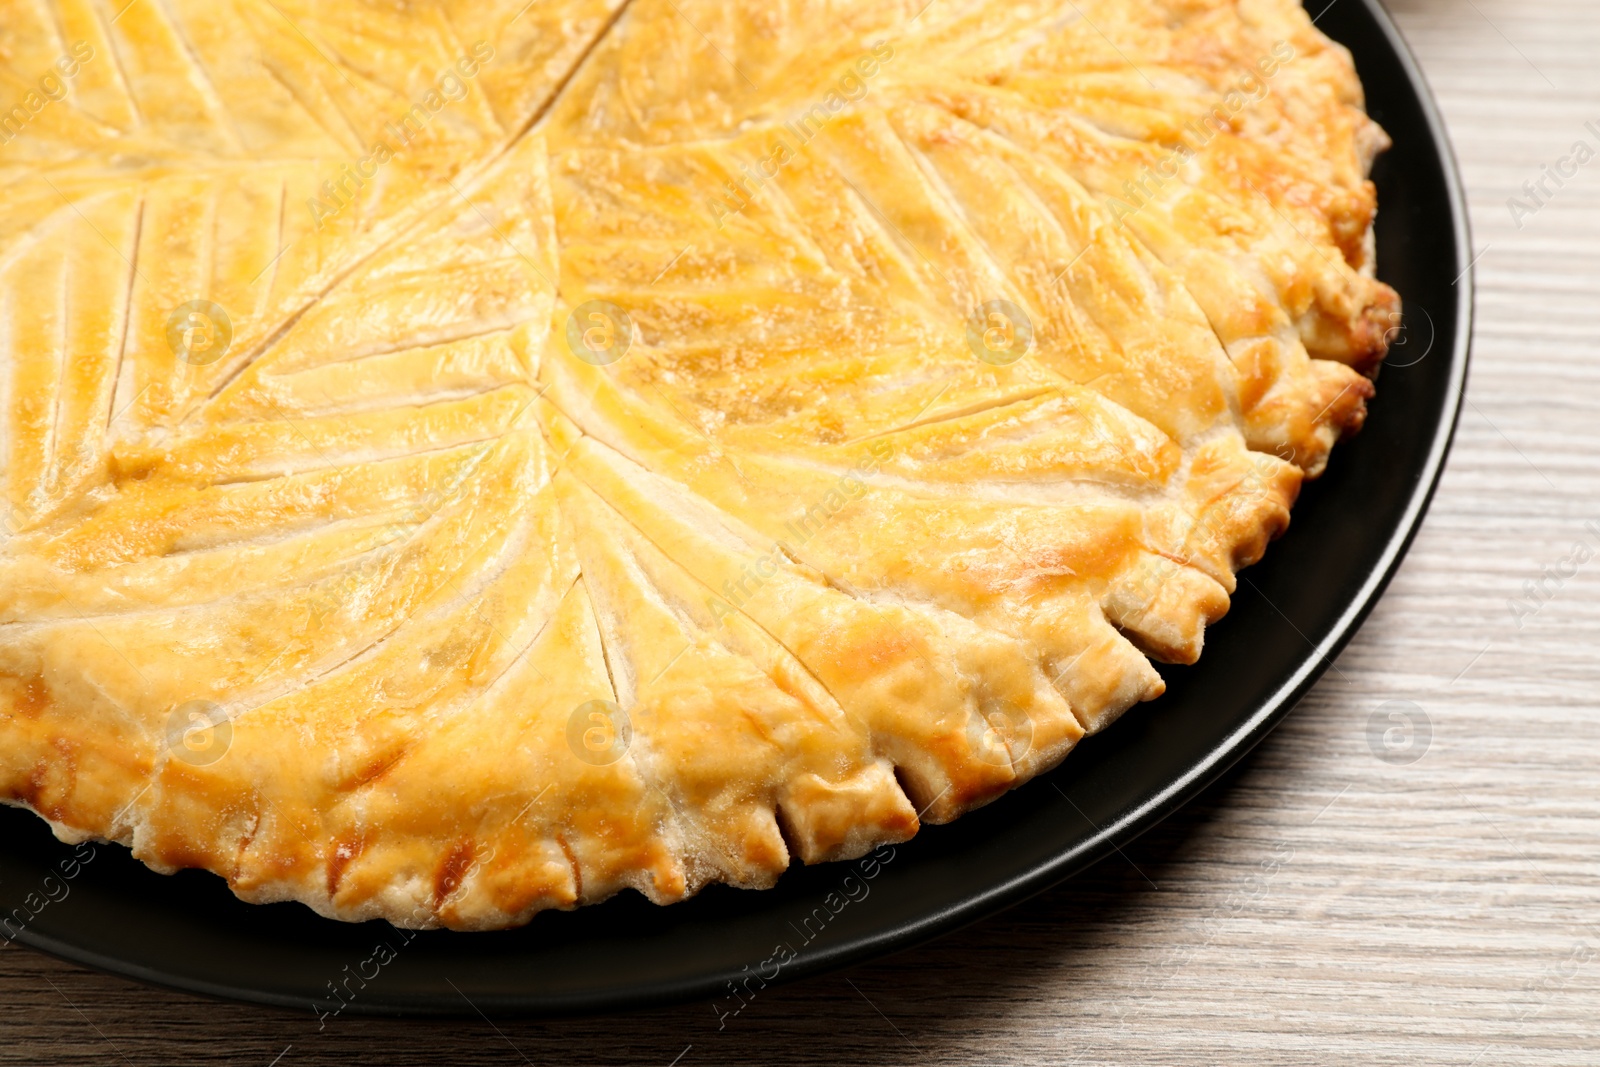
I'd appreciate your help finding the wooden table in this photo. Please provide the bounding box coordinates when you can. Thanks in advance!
[4,1,1597,1062]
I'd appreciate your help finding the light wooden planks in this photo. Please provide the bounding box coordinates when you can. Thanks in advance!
[3,0,1598,1062]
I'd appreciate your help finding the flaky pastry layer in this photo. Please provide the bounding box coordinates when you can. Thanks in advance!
[0,0,1395,929]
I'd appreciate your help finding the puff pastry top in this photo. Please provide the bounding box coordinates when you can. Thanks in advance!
[0,0,1396,929]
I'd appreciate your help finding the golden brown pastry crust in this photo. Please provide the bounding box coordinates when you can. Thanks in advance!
[0,0,1394,929]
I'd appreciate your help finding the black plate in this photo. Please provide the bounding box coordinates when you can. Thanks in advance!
[2,0,1470,1018]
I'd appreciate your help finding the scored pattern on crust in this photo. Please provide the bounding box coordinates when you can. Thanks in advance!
[0,0,1396,929]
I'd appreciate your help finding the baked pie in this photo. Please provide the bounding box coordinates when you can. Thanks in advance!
[0,0,1396,929]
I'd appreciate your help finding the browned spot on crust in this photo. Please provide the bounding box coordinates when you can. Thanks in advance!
[327,835,364,897]
[1330,373,1377,440]
[231,812,262,882]
[555,834,583,901]
[9,744,78,822]
[107,449,160,485]
[155,843,215,872]
[15,674,50,719]
[347,743,413,789]
[434,842,474,905]
[1350,284,1403,376]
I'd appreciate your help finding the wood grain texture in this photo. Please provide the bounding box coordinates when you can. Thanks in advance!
[3,0,1598,1062]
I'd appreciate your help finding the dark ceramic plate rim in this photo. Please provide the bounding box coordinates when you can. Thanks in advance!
[9,0,1471,1018]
